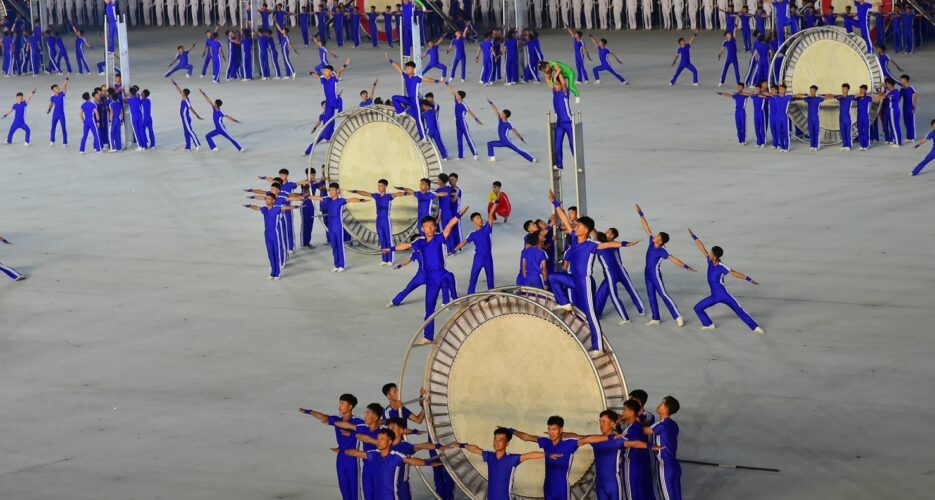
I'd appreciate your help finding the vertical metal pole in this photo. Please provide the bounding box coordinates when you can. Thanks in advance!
[572,111,587,215]
[411,10,422,72]
[117,16,131,147]
[547,111,567,264]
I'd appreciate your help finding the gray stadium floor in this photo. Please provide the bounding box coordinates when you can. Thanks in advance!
[1,26,934,499]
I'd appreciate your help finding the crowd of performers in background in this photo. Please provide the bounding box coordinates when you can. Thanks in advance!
[10,0,935,37]
[299,384,687,500]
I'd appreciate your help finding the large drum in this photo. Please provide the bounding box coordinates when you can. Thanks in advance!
[308,106,442,253]
[774,27,884,145]
[398,287,629,499]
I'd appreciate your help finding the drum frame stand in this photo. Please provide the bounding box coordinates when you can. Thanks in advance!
[546,110,587,262]
[104,14,132,147]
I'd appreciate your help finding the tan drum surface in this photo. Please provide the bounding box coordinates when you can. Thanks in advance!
[789,39,870,132]
[338,121,422,232]
[446,313,605,498]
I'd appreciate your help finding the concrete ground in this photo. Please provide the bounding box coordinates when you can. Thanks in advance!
[1,26,934,500]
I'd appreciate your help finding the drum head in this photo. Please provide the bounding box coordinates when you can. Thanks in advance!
[779,27,883,144]
[409,289,629,500]
[320,106,441,252]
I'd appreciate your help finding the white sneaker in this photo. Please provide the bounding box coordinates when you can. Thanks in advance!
[589,350,604,358]
[718,82,723,87]
[618,319,631,325]
[575,96,580,103]
[692,82,699,86]
[646,320,661,326]
[49,142,54,147]
[700,324,716,331]
[272,276,280,280]
[336,267,345,272]
[267,276,275,280]
[753,327,765,334]
[676,316,685,327]
[473,155,478,160]
[639,311,646,316]
[489,156,496,162]
[23,142,29,147]
[331,267,338,272]
[553,304,573,312]
[594,80,601,85]
[385,302,395,308]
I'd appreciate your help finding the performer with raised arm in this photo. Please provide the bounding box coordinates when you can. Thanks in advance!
[387,207,468,343]
[509,416,616,499]
[243,193,300,279]
[635,204,696,327]
[299,395,366,500]
[459,428,546,500]
[342,428,441,500]
[307,183,370,272]
[198,89,243,151]
[549,192,639,355]
[485,98,535,163]
[453,203,499,294]
[348,181,410,266]
[688,228,764,333]
[385,54,444,140]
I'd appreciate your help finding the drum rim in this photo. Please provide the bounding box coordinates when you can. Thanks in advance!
[398,287,629,500]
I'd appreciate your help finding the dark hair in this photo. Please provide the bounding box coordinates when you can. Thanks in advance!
[278,168,289,175]
[386,417,407,429]
[50,84,58,90]
[546,415,565,427]
[378,179,388,186]
[628,389,648,406]
[859,84,868,91]
[379,428,397,441]
[271,182,282,190]
[623,399,642,414]
[492,181,502,187]
[306,167,316,175]
[329,182,340,189]
[339,393,358,407]
[449,173,458,179]
[600,409,619,422]
[600,38,608,45]
[381,383,397,396]
[457,90,466,99]
[659,232,670,245]
[215,99,223,108]
[502,109,512,118]
[420,178,430,185]
[884,77,896,86]
[360,90,368,96]
[366,403,385,416]
[425,92,434,99]
[420,216,437,226]
[374,97,384,105]
[82,92,91,100]
[470,212,482,220]
[438,173,449,183]
[525,233,539,246]
[607,227,618,239]
[324,65,334,71]
[662,395,680,415]
[523,220,535,231]
[493,427,513,441]
[711,246,724,259]
[577,216,595,233]
[404,61,416,68]
[677,37,685,43]
[809,85,818,91]
[272,177,283,184]
[841,83,850,89]
[568,206,578,213]
[900,74,910,81]
[931,118,935,126]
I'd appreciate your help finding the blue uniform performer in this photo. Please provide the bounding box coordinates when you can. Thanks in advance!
[636,205,696,327]
[689,229,764,333]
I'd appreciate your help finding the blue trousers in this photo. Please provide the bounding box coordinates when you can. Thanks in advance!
[575,56,588,82]
[201,55,211,76]
[429,130,448,159]
[455,122,477,158]
[50,114,67,144]
[549,272,604,351]
[622,455,654,500]
[467,256,494,294]
[840,116,853,149]
[506,52,519,83]
[480,57,493,84]
[361,460,375,500]
[554,121,574,168]
[753,111,766,146]
[165,63,193,77]
[376,217,393,263]
[694,290,758,330]
[451,53,466,80]
[79,122,101,152]
[394,273,426,305]
[130,115,148,149]
[517,272,544,288]
[903,104,915,140]
[734,109,747,144]
[143,117,155,148]
[210,56,221,82]
[807,116,820,148]
[886,105,902,145]
[422,272,447,340]
[182,115,201,149]
[300,204,314,246]
[593,62,625,82]
[857,117,870,148]
[284,210,295,251]
[596,268,645,319]
[720,57,740,85]
[1,261,23,280]
[656,458,682,500]
[6,120,29,143]
[670,61,698,84]
[206,127,243,151]
[645,273,680,321]
[422,60,447,78]
[487,138,533,162]
[264,234,281,277]
[326,224,346,268]
[336,456,359,500]
[110,118,123,150]
[912,151,935,176]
